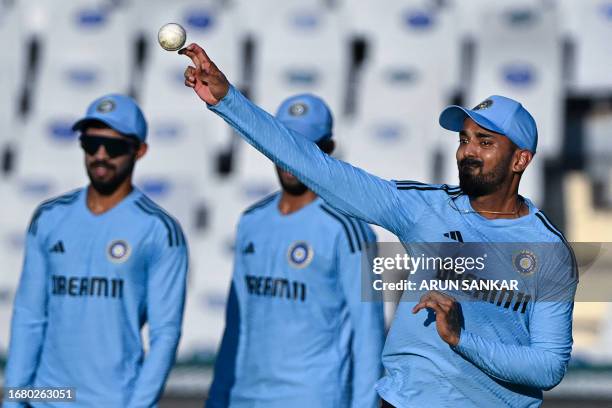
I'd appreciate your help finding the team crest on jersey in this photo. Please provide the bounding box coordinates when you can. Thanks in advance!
[287,241,314,268]
[513,250,537,276]
[107,240,131,263]
[289,103,308,116]
[473,99,493,111]
[96,99,116,113]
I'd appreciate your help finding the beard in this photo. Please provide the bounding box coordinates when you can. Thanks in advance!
[276,167,309,196]
[86,158,135,196]
[458,157,511,197]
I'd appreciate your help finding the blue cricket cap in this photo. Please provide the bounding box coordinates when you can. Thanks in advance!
[275,94,333,143]
[72,94,148,142]
[439,95,538,153]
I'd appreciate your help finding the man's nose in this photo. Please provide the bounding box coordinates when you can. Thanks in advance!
[462,139,480,158]
[92,144,109,159]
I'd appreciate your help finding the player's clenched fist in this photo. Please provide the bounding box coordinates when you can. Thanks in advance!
[179,43,229,105]
[413,291,463,346]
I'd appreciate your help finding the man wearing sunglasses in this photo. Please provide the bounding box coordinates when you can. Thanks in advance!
[4,94,188,407]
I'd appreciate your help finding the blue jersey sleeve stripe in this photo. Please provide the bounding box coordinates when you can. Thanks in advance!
[535,212,578,279]
[138,196,184,246]
[137,197,184,247]
[394,180,427,186]
[135,201,175,247]
[320,205,356,253]
[534,212,568,242]
[29,190,80,231]
[395,183,462,195]
[347,217,365,251]
[243,192,278,215]
[137,197,178,244]
[28,190,81,235]
[357,221,371,244]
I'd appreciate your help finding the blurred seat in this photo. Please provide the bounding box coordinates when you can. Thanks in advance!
[339,0,460,99]
[15,1,133,184]
[344,117,437,184]
[233,0,328,39]
[565,172,612,241]
[343,1,460,186]
[0,0,25,148]
[15,110,87,187]
[24,0,132,115]
[583,108,612,207]
[248,2,348,115]
[558,0,612,95]
[137,0,239,189]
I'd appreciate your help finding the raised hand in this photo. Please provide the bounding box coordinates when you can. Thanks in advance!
[413,291,462,346]
[179,43,230,105]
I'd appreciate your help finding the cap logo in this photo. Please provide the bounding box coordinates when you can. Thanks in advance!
[473,99,493,111]
[289,103,308,116]
[96,99,116,113]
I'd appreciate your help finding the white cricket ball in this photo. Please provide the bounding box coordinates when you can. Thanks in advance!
[158,23,187,51]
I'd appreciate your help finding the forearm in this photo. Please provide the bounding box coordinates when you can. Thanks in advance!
[5,310,46,387]
[209,86,404,231]
[351,332,384,408]
[126,328,181,408]
[453,330,569,389]
[207,283,240,408]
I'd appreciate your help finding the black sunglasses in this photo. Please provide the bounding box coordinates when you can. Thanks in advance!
[79,135,139,158]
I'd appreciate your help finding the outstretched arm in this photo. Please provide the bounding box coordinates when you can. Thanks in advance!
[179,43,417,234]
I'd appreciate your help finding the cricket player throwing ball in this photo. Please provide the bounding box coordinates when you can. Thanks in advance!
[180,43,577,408]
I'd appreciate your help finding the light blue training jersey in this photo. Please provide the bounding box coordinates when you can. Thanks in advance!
[207,193,385,408]
[4,187,188,408]
[208,86,578,408]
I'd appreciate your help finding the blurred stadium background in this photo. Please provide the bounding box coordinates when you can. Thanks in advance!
[1,0,611,405]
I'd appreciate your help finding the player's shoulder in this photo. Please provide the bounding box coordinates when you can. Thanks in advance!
[28,188,83,236]
[531,209,569,244]
[240,191,280,220]
[132,193,186,248]
[530,209,579,281]
[317,202,374,253]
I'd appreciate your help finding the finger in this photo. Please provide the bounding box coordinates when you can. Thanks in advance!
[179,43,211,69]
[184,79,195,88]
[425,291,454,308]
[184,66,196,80]
[425,301,447,317]
[178,46,203,68]
[413,299,445,315]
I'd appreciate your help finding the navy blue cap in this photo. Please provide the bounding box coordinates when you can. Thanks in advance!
[275,94,333,143]
[72,94,148,142]
[439,95,538,153]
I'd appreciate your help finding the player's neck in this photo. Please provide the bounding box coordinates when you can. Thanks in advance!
[278,190,318,215]
[87,180,134,215]
[468,183,528,220]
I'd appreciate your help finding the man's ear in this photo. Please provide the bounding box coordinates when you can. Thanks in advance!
[135,142,148,161]
[513,149,533,173]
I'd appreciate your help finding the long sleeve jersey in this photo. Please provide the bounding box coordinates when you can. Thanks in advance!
[4,187,188,408]
[207,85,578,408]
[207,193,385,408]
